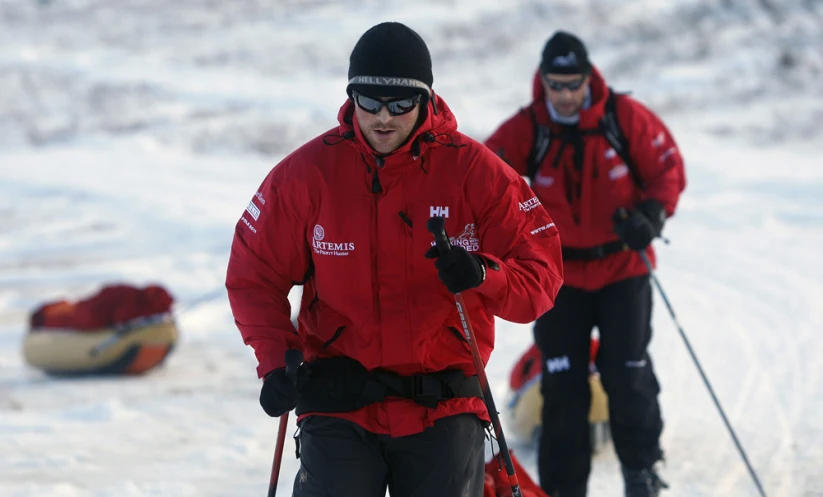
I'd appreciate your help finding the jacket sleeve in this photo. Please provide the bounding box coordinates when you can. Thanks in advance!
[466,144,564,323]
[225,160,311,378]
[483,108,534,177]
[622,97,687,216]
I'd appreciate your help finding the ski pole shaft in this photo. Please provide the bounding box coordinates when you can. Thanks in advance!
[637,250,767,497]
[428,216,522,497]
[268,414,289,497]
[267,349,303,497]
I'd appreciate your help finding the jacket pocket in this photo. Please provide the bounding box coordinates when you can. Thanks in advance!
[320,326,347,349]
[299,297,353,350]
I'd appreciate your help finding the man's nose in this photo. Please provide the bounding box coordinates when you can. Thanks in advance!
[376,106,393,122]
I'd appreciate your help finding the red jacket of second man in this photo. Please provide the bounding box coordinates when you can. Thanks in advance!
[485,66,686,290]
[226,92,564,437]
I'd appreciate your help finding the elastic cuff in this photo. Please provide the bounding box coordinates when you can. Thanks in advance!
[474,255,487,284]
[252,337,299,379]
[474,253,506,299]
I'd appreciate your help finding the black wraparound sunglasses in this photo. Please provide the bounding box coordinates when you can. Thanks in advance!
[543,75,587,92]
[352,91,422,116]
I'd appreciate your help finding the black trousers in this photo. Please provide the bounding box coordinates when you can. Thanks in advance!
[292,413,486,497]
[534,275,663,493]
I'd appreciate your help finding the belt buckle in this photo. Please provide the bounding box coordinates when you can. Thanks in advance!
[412,375,443,408]
[593,245,606,259]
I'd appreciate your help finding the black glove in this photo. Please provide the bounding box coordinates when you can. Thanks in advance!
[612,199,666,251]
[425,244,486,294]
[259,368,297,417]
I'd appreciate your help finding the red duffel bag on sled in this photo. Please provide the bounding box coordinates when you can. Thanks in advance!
[23,284,179,375]
[484,450,549,497]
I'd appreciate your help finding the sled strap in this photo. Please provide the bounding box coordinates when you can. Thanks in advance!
[295,356,483,415]
[562,240,628,261]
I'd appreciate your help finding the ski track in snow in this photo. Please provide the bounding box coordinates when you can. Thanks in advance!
[2,1,823,496]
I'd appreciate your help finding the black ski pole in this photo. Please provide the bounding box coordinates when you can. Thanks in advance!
[636,248,768,497]
[427,216,523,497]
[267,349,303,497]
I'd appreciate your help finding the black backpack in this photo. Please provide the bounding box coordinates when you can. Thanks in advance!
[526,88,646,191]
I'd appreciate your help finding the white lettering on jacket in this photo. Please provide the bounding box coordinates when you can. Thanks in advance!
[312,224,355,256]
[519,196,541,212]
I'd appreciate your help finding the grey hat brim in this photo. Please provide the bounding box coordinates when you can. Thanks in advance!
[347,75,431,98]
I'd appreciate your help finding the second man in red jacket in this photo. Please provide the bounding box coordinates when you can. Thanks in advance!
[486,31,686,497]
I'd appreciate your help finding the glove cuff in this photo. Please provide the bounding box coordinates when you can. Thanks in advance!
[474,255,487,285]
[638,199,666,235]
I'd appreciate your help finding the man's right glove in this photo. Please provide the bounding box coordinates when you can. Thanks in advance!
[259,368,297,417]
[612,199,667,251]
[424,244,486,294]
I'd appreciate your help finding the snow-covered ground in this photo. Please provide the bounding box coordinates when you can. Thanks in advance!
[1,1,822,496]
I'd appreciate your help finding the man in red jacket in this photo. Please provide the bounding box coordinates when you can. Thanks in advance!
[226,22,564,497]
[485,32,686,497]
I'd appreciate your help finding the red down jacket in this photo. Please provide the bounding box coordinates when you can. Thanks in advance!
[485,66,685,290]
[226,93,564,437]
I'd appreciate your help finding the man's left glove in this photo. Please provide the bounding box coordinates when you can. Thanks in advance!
[612,199,667,251]
[425,244,486,294]
[259,368,297,417]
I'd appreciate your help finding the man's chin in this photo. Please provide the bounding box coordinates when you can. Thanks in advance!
[371,142,397,154]
[557,105,579,117]
[368,135,401,154]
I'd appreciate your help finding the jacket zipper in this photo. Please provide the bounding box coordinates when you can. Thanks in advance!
[371,155,384,322]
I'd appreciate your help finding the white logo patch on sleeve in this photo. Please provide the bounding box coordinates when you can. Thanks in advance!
[519,196,541,212]
[246,201,261,221]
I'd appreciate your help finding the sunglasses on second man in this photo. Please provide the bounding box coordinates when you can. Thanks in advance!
[353,91,422,116]
[543,75,588,92]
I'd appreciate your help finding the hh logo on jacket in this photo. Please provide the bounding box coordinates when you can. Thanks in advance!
[430,206,450,218]
[311,224,355,256]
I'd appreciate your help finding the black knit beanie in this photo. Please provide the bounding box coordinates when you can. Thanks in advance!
[540,31,591,75]
[347,22,433,99]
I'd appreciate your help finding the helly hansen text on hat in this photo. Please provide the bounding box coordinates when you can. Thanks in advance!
[540,31,591,75]
[347,22,433,99]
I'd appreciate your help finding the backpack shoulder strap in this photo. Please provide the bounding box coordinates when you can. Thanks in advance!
[601,88,646,191]
[526,106,552,182]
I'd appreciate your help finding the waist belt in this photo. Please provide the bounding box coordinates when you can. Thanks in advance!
[295,356,483,415]
[562,241,628,261]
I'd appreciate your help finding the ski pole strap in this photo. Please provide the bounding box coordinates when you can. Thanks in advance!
[294,356,483,415]
[561,240,628,261]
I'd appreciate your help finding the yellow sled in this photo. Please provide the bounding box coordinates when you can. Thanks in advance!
[23,315,178,375]
[507,343,611,453]
[508,372,609,440]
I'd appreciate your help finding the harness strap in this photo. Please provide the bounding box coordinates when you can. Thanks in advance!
[561,240,629,261]
[295,356,482,415]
